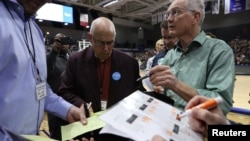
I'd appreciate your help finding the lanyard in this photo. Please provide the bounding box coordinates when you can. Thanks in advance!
[24,22,42,82]
[3,0,42,82]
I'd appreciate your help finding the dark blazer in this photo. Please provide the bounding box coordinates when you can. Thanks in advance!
[58,47,145,112]
[57,47,145,141]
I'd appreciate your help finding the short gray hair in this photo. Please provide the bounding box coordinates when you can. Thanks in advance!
[186,0,205,26]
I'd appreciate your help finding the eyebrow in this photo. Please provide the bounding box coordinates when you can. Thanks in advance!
[167,6,187,11]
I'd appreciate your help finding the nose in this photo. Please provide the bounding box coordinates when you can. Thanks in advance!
[167,14,173,21]
[103,44,110,50]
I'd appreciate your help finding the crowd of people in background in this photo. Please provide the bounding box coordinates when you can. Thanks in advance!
[44,34,250,70]
[228,37,250,65]
[134,35,250,69]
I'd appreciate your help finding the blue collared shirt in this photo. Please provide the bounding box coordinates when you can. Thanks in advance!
[0,0,71,134]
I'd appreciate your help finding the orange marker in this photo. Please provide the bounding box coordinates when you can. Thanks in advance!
[178,96,223,119]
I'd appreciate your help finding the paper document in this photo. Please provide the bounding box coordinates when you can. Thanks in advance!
[100,90,203,141]
[61,111,106,141]
[21,135,57,141]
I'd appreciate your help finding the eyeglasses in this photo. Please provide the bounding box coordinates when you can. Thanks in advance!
[164,7,195,20]
[92,37,114,47]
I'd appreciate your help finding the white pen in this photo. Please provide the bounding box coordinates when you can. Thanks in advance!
[136,73,150,82]
[87,102,92,109]
[177,96,223,120]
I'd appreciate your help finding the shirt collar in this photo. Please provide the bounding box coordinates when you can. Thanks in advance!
[174,31,206,53]
[7,0,36,21]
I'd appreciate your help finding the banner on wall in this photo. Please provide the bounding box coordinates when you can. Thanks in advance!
[205,1,212,13]
[246,0,250,10]
[212,0,220,14]
[162,11,167,21]
[157,12,163,23]
[152,14,157,25]
[80,14,88,26]
[138,27,144,39]
[225,0,248,14]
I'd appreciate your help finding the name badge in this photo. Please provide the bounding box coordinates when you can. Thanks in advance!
[36,82,47,100]
[101,100,107,111]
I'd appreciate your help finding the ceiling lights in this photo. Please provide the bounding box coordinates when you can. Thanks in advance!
[103,0,118,8]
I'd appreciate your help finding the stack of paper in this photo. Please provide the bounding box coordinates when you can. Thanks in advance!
[99,90,203,141]
[61,111,106,141]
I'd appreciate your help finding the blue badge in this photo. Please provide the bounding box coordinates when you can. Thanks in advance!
[112,72,121,81]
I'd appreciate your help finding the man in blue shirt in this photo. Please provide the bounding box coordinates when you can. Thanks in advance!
[0,0,87,136]
[0,125,29,141]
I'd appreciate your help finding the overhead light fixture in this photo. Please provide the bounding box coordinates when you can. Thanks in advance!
[103,0,118,8]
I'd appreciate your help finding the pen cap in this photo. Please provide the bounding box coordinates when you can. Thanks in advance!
[214,96,223,104]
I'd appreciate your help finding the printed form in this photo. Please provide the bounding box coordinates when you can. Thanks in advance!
[100,90,203,141]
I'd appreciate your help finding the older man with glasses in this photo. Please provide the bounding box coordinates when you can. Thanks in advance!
[149,0,235,115]
[53,17,145,141]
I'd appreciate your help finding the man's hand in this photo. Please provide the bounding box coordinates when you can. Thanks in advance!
[66,104,87,125]
[149,65,177,90]
[52,41,62,52]
[186,96,228,137]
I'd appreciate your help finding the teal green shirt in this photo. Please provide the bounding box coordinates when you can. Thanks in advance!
[162,31,235,114]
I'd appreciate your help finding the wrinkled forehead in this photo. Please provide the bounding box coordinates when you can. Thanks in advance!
[92,28,115,40]
[168,0,187,10]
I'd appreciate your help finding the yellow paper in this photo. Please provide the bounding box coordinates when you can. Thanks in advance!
[61,111,106,141]
[21,135,58,141]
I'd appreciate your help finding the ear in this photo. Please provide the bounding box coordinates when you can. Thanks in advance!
[87,32,92,41]
[192,11,201,25]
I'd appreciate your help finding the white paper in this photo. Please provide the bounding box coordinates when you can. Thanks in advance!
[99,90,203,141]
[100,124,133,139]
[142,77,154,91]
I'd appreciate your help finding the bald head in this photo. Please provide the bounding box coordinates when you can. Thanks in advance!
[90,17,116,37]
[54,33,66,40]
[88,17,116,61]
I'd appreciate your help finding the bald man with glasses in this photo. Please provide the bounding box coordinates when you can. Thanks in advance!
[54,17,145,141]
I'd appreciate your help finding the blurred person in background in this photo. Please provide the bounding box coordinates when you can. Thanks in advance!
[144,21,178,92]
[143,39,165,91]
[46,33,72,139]
[152,21,178,67]
[145,39,165,73]
[47,33,70,94]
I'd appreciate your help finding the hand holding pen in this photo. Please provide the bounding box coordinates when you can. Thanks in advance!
[138,65,177,91]
[183,96,229,137]
[136,73,150,82]
[87,102,94,117]
[177,96,223,119]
